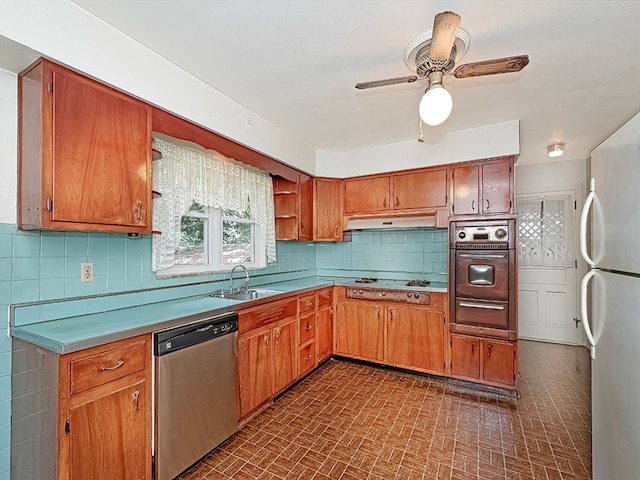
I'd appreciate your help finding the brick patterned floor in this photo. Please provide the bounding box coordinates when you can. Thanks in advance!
[178,340,591,479]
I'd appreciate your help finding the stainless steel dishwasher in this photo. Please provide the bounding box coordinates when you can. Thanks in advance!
[154,312,239,480]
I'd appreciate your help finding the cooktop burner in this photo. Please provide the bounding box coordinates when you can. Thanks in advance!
[354,277,378,284]
[406,279,431,287]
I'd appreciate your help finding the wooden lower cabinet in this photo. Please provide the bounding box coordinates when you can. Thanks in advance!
[450,333,517,388]
[239,317,297,418]
[59,335,152,480]
[335,300,384,362]
[316,304,333,362]
[336,290,447,375]
[272,320,298,393]
[386,305,445,374]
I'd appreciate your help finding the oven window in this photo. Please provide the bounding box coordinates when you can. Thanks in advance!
[468,264,495,285]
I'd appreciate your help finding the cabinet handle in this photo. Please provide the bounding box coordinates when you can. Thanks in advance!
[305,324,312,331]
[486,199,490,210]
[487,344,492,356]
[395,197,399,207]
[274,329,280,344]
[459,302,505,311]
[471,343,475,354]
[100,360,124,371]
[383,198,387,208]
[322,294,330,300]
[389,310,393,321]
[335,226,339,237]
[305,355,312,361]
[306,302,313,308]
[377,308,382,320]
[472,200,475,211]
[264,334,270,347]
[133,390,140,410]
[136,201,143,220]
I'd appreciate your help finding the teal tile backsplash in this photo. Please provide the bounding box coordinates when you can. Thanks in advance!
[0,223,448,479]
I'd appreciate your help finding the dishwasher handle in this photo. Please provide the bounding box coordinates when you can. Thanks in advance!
[154,312,238,356]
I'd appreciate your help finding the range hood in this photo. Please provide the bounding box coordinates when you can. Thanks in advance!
[345,214,437,231]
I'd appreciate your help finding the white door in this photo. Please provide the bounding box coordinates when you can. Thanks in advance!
[517,187,581,344]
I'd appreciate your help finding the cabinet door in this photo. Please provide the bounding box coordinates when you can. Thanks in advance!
[69,380,148,480]
[450,334,481,380]
[481,161,512,214]
[387,306,444,373]
[314,178,344,240]
[272,321,298,394]
[316,306,333,362]
[51,66,151,228]
[239,331,272,417]
[452,164,479,215]
[298,174,314,240]
[482,340,515,386]
[336,301,384,361]
[392,168,447,210]
[344,176,390,214]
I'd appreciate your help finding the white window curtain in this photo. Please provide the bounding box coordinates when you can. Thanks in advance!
[151,134,276,271]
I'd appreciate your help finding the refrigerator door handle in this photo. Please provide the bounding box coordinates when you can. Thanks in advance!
[579,178,595,267]
[580,269,596,359]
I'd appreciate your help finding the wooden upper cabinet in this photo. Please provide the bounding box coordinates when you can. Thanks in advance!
[344,176,390,214]
[392,168,447,210]
[19,58,152,233]
[451,164,480,215]
[273,174,314,241]
[451,157,513,216]
[481,161,512,214]
[314,178,344,241]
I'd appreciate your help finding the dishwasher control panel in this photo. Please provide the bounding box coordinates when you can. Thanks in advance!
[154,312,238,356]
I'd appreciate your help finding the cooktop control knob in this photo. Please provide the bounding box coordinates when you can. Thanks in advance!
[352,288,358,294]
[358,289,363,294]
[458,231,466,239]
[414,293,420,299]
[381,291,386,296]
[406,292,412,298]
[495,228,507,239]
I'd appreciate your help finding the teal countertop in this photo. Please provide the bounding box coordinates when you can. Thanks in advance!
[11,276,447,354]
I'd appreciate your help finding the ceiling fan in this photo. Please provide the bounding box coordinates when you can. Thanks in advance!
[355,11,529,126]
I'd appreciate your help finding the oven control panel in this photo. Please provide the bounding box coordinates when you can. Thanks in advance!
[455,224,509,244]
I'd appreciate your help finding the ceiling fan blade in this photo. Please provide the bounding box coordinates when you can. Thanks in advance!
[355,75,419,89]
[430,11,461,63]
[453,55,530,79]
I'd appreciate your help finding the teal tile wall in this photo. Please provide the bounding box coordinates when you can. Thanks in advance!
[0,223,315,479]
[316,228,448,276]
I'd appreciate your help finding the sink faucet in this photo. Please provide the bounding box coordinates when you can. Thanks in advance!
[230,265,250,292]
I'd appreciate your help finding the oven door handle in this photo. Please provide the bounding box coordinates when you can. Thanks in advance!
[458,253,506,259]
[458,302,505,311]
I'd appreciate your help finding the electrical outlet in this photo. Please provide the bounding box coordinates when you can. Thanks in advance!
[81,262,94,283]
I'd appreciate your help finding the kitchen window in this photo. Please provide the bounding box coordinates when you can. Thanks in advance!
[161,202,263,276]
[151,134,276,275]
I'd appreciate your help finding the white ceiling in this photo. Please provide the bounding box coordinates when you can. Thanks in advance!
[64,1,640,165]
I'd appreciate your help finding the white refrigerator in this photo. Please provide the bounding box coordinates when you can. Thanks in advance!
[580,111,640,479]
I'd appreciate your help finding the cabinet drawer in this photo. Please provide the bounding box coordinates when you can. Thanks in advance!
[317,288,333,307]
[299,313,315,345]
[298,294,316,315]
[239,297,298,333]
[299,342,316,376]
[70,340,147,395]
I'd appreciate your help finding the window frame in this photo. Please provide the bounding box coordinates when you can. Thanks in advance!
[159,204,265,276]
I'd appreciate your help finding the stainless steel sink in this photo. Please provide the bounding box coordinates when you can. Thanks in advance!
[211,288,282,300]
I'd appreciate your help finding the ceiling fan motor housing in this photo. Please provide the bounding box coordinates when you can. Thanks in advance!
[415,43,457,77]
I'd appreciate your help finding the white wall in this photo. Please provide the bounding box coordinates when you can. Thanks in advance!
[515,157,587,193]
[0,0,316,175]
[0,69,17,224]
[316,121,520,178]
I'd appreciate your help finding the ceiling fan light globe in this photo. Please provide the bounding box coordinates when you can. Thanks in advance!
[419,85,453,126]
